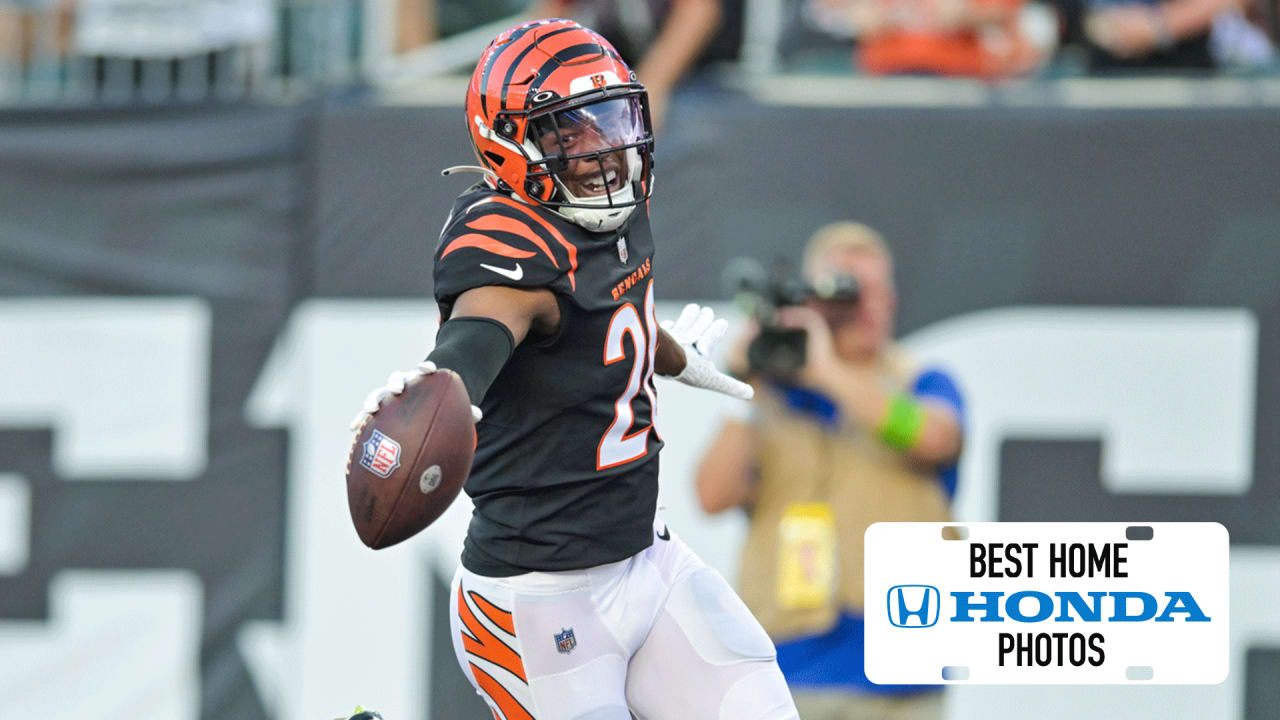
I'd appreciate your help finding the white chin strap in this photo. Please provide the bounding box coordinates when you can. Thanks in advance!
[556,185,638,233]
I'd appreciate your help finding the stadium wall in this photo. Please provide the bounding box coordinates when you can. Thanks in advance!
[0,100,1277,720]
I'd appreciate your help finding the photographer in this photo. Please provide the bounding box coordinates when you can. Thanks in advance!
[696,222,964,720]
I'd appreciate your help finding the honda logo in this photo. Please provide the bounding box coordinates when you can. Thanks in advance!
[887,585,940,628]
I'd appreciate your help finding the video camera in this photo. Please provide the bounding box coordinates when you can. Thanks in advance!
[724,257,860,380]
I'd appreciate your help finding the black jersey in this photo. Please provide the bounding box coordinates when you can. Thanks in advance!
[433,184,663,577]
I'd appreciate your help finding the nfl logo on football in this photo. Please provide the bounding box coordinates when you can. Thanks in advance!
[555,627,577,654]
[360,429,402,478]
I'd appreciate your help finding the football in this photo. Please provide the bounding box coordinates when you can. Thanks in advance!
[345,369,475,549]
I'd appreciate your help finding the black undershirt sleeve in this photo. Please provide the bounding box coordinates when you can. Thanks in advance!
[426,316,515,405]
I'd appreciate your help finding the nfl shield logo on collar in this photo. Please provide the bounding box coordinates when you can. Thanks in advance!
[360,429,402,478]
[616,235,628,264]
[555,627,577,654]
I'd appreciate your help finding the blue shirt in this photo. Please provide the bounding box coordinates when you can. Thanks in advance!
[771,366,965,693]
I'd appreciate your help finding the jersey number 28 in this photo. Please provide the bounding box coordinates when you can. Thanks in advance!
[597,280,659,470]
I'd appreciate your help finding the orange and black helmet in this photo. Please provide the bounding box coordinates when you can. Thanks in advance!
[463,19,654,232]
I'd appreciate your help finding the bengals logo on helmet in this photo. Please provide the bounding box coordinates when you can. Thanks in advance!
[590,74,608,89]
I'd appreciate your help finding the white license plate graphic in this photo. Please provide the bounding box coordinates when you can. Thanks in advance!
[864,523,1229,684]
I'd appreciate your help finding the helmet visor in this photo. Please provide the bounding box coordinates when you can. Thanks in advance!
[529,96,647,204]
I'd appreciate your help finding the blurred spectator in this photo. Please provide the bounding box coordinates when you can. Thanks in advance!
[1208,4,1274,66]
[397,0,438,52]
[0,0,73,77]
[696,223,964,720]
[530,0,723,131]
[807,0,1049,76]
[1081,0,1240,69]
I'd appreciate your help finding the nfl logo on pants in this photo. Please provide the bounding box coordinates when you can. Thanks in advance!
[555,627,576,654]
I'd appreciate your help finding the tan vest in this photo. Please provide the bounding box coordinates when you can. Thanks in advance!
[736,349,952,641]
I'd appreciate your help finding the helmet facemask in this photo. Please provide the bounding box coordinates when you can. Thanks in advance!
[518,91,653,233]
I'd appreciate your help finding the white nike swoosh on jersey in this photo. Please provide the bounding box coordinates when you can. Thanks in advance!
[480,262,524,281]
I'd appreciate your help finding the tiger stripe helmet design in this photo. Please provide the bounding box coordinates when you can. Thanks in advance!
[465,19,655,233]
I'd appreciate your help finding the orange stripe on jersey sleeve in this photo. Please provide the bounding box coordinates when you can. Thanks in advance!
[470,662,535,720]
[441,233,537,260]
[457,585,527,683]
[464,215,559,268]
[482,196,579,291]
[468,590,517,636]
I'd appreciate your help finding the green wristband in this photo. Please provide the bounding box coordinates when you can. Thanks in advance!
[879,393,925,450]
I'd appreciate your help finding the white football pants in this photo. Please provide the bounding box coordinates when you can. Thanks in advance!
[448,519,799,720]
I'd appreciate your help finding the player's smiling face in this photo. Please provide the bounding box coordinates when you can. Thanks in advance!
[532,97,642,199]
[537,124,626,197]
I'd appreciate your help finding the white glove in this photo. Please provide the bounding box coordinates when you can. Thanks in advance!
[349,360,483,431]
[660,304,754,401]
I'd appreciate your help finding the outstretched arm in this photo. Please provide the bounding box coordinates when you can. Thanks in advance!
[430,285,562,402]
[450,284,561,344]
[350,285,560,430]
[656,304,754,400]
[655,327,687,376]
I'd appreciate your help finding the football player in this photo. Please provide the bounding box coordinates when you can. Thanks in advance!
[351,18,799,720]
